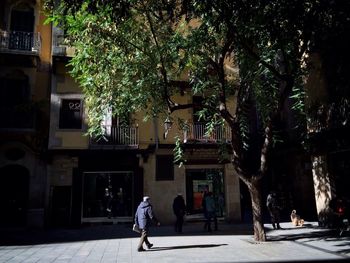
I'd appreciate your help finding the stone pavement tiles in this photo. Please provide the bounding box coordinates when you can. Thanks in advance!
[0,221,349,263]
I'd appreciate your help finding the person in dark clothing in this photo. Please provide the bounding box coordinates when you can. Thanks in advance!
[266,191,282,229]
[205,192,218,232]
[134,196,160,252]
[173,193,186,233]
[202,191,209,230]
[104,188,113,218]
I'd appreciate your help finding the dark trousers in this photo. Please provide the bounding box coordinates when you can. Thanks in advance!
[138,229,151,249]
[268,207,281,229]
[175,213,184,232]
[206,211,218,231]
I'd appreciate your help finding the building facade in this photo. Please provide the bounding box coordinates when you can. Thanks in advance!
[0,0,51,228]
[2,1,347,230]
[48,45,241,225]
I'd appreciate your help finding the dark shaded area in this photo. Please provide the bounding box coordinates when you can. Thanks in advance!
[0,223,253,246]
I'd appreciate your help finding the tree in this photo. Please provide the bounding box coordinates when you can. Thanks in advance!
[44,0,350,241]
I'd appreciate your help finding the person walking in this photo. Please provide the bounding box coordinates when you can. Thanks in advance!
[266,191,282,229]
[202,191,209,230]
[173,193,186,233]
[205,192,218,232]
[134,196,160,252]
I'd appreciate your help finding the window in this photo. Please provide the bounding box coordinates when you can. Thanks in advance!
[9,4,35,51]
[59,99,82,129]
[0,71,34,129]
[156,155,174,181]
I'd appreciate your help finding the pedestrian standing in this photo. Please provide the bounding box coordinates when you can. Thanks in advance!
[134,196,160,252]
[205,192,218,232]
[266,191,282,229]
[173,193,186,233]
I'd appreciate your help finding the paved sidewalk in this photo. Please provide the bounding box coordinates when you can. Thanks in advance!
[0,221,349,262]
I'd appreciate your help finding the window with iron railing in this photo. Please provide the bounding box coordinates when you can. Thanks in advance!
[59,99,83,129]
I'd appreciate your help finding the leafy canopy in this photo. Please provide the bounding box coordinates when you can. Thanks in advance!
[45,0,350,167]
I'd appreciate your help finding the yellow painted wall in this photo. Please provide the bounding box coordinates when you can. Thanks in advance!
[38,7,51,65]
[57,75,81,93]
[142,149,186,224]
[56,131,89,149]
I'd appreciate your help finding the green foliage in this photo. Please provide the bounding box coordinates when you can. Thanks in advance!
[44,0,349,166]
[173,136,185,167]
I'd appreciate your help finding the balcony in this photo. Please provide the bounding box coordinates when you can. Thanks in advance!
[0,30,41,55]
[183,122,232,143]
[89,125,139,149]
[52,34,75,57]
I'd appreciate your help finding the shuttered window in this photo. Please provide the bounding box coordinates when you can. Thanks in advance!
[156,155,174,181]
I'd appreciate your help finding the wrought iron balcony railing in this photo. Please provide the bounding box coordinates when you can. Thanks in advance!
[0,30,41,54]
[90,125,139,148]
[183,122,232,143]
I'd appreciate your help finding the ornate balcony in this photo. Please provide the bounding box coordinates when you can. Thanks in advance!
[183,122,232,143]
[89,125,139,148]
[0,30,41,55]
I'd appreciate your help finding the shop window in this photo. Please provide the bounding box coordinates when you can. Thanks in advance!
[59,99,82,129]
[82,172,133,218]
[156,155,174,181]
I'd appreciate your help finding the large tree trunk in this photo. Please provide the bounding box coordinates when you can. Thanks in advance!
[250,180,266,241]
[244,177,266,241]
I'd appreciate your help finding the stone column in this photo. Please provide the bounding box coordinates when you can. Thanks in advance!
[224,163,241,222]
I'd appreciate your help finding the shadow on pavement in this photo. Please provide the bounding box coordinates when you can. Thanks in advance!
[0,223,252,246]
[2,221,349,250]
[148,243,228,251]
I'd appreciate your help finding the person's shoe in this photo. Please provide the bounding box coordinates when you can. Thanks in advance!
[137,247,145,252]
[147,243,153,249]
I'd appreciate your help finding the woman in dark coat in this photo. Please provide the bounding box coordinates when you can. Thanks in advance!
[134,196,160,252]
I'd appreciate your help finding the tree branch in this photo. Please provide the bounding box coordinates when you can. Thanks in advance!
[143,6,174,111]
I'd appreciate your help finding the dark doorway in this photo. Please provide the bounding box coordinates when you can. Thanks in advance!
[51,186,72,227]
[0,165,29,226]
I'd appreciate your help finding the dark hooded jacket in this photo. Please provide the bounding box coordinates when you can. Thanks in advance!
[134,201,157,230]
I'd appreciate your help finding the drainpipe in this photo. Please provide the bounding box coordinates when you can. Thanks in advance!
[153,117,159,149]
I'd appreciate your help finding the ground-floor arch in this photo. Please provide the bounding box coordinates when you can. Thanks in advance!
[0,164,30,226]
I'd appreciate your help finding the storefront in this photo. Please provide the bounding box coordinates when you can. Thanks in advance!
[82,171,134,220]
[185,169,225,216]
